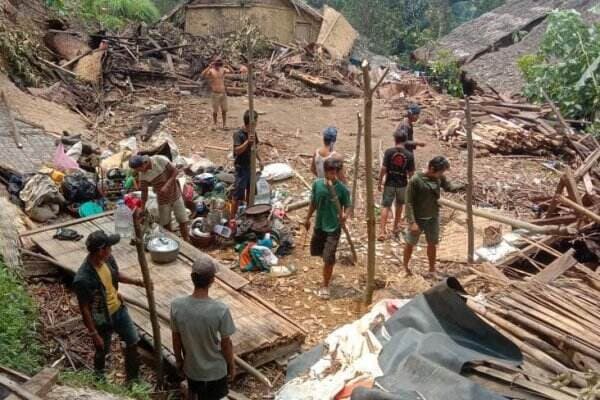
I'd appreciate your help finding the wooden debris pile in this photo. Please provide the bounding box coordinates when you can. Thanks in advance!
[390,83,599,158]
[465,261,600,400]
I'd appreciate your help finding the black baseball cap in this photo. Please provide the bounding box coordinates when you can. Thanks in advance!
[86,230,120,253]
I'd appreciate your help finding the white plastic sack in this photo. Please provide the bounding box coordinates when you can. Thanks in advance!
[262,163,295,181]
[65,142,83,161]
[119,137,137,153]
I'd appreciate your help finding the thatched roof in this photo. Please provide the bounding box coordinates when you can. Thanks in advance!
[413,0,600,95]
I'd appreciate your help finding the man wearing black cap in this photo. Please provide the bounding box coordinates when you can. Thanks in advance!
[73,230,145,381]
[378,129,415,240]
[395,103,422,152]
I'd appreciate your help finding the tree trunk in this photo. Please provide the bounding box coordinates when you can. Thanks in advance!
[351,112,362,210]
[248,46,257,206]
[361,60,376,305]
[465,97,475,263]
[132,213,163,386]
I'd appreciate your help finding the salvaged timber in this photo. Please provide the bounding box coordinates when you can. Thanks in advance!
[25,215,305,368]
[0,375,44,400]
[532,248,577,284]
[288,69,362,97]
[438,198,574,235]
[558,196,600,224]
[4,368,58,400]
[133,212,164,386]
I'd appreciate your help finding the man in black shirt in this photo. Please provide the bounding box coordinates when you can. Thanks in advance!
[378,129,415,240]
[232,110,258,217]
[395,103,423,153]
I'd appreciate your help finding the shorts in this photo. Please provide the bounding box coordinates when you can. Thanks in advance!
[381,186,406,208]
[99,306,139,347]
[310,228,341,265]
[233,167,250,201]
[211,93,228,112]
[188,376,228,399]
[158,196,189,227]
[404,217,440,245]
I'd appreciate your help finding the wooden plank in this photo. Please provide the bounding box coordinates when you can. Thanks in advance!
[28,216,303,362]
[563,167,583,208]
[19,211,114,238]
[532,248,577,284]
[2,368,58,400]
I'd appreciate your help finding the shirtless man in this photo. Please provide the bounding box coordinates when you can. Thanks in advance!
[201,57,230,129]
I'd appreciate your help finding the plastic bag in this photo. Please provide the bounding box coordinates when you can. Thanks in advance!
[65,142,83,161]
[53,143,80,172]
[262,163,295,181]
[62,172,100,203]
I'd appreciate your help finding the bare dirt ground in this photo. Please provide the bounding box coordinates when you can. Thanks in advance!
[95,90,560,397]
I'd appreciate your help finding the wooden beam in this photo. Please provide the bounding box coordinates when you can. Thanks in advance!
[558,196,600,224]
[438,198,574,235]
[361,59,376,305]
[465,96,475,263]
[574,148,600,180]
[532,248,577,284]
[563,167,583,208]
[19,211,114,238]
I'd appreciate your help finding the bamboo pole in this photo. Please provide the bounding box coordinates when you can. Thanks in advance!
[361,61,389,305]
[132,212,163,386]
[465,97,475,263]
[247,39,257,206]
[438,198,575,235]
[351,112,362,210]
[558,195,600,224]
[325,180,357,264]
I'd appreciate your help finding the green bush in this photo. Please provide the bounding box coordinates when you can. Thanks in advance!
[427,50,464,97]
[518,10,600,121]
[61,371,153,400]
[48,0,159,30]
[0,263,43,375]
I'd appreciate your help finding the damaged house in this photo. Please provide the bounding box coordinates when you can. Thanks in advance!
[413,0,600,94]
[184,0,358,58]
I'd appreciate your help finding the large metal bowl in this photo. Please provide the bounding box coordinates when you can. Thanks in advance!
[147,236,180,264]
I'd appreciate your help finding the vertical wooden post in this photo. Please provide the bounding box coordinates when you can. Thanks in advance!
[132,212,163,386]
[351,112,362,210]
[247,40,257,206]
[465,97,475,263]
[361,62,389,305]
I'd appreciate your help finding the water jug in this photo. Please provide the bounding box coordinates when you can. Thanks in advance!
[255,174,271,205]
[114,200,133,238]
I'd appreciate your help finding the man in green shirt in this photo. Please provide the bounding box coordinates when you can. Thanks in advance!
[304,158,351,300]
[403,156,465,276]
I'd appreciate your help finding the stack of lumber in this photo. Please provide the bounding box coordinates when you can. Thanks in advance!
[466,265,600,400]
[393,86,599,158]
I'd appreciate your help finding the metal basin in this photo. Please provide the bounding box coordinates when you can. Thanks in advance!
[147,236,180,264]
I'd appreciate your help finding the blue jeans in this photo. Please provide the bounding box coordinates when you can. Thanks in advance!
[94,306,140,378]
[233,167,250,201]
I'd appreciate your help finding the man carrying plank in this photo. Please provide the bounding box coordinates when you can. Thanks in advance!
[73,231,145,382]
[171,254,236,400]
[232,110,259,217]
[304,158,351,300]
[403,156,465,276]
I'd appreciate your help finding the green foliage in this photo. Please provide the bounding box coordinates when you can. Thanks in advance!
[47,0,159,30]
[428,50,464,97]
[306,0,505,58]
[0,263,43,375]
[61,371,153,400]
[518,10,600,121]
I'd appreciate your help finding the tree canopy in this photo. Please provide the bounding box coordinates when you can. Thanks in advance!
[307,0,504,59]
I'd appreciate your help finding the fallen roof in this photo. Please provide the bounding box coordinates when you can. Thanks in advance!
[413,0,600,95]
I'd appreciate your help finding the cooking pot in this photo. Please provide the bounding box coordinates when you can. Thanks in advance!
[147,236,180,264]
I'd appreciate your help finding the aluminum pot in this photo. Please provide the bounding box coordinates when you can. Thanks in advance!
[147,236,180,264]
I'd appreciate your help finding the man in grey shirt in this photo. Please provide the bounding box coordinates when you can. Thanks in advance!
[171,254,236,399]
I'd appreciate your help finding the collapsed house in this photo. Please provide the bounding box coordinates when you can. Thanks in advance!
[412,0,600,94]
[184,0,358,59]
